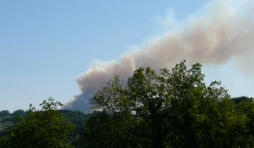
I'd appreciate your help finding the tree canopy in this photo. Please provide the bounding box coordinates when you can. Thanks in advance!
[0,110,10,117]
[82,61,254,148]
[12,109,26,117]
[1,61,254,148]
[0,97,75,148]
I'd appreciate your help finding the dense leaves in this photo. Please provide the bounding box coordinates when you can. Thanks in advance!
[1,61,254,148]
[12,109,26,117]
[82,61,254,148]
[0,111,10,117]
[0,98,75,148]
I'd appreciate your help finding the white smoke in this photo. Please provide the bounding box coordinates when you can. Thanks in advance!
[63,0,254,113]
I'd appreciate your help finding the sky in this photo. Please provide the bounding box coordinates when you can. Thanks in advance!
[1,0,254,113]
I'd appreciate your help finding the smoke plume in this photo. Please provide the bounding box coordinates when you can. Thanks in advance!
[63,0,254,113]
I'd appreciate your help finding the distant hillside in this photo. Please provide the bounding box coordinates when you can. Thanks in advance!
[232,96,252,104]
[0,97,252,133]
[0,110,88,133]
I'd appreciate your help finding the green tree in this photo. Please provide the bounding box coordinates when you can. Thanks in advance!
[0,97,75,148]
[82,61,244,148]
[82,110,150,148]
[0,110,9,117]
[12,109,26,117]
[234,97,254,147]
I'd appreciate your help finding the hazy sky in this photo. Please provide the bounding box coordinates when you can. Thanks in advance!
[1,0,253,112]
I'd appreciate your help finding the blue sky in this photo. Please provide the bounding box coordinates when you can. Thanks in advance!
[1,0,253,112]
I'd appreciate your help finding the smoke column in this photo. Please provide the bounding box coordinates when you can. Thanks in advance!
[63,0,254,113]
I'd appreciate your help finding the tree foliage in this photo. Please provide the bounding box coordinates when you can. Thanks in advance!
[82,61,253,148]
[12,109,26,117]
[0,97,75,148]
[0,110,10,117]
[1,61,254,148]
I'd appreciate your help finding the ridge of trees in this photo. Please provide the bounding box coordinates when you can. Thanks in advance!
[0,61,254,148]
[82,61,254,148]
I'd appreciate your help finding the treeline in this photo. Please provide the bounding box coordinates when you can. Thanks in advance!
[1,61,254,148]
[0,106,88,147]
[0,109,86,124]
[0,110,26,122]
[0,109,87,132]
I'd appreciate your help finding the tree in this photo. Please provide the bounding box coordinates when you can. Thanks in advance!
[82,111,150,148]
[0,97,75,148]
[12,109,26,117]
[234,97,254,147]
[0,110,9,116]
[82,61,238,148]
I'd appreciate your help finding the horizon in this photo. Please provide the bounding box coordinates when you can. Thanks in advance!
[1,0,254,112]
